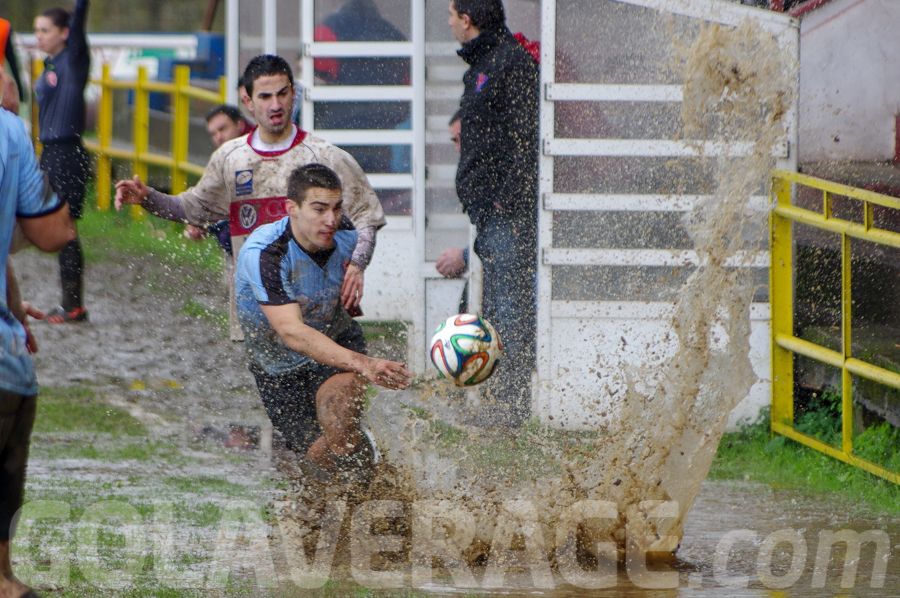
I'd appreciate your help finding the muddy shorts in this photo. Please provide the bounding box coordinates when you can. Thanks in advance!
[249,322,366,454]
[0,391,37,541]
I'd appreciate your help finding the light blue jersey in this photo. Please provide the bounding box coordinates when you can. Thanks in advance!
[0,110,63,396]
[235,217,357,375]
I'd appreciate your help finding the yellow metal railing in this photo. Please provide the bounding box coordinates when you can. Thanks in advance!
[770,169,900,484]
[31,61,226,211]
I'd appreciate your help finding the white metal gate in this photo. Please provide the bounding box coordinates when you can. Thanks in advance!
[536,0,799,428]
[297,0,428,371]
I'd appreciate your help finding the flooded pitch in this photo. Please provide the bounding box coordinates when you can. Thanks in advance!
[10,14,898,598]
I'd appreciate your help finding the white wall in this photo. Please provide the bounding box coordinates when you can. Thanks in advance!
[798,0,900,162]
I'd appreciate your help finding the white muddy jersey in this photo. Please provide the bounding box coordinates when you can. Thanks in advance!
[178,126,385,253]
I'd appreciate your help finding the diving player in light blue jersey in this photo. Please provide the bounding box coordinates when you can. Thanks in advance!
[235,163,411,482]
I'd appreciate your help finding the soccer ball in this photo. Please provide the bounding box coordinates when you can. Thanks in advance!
[429,314,502,387]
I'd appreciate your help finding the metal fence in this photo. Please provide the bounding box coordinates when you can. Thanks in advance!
[770,169,900,484]
[30,61,225,212]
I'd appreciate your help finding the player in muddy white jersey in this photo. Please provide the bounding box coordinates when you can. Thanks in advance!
[114,54,385,323]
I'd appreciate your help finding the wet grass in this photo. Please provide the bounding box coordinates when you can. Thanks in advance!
[30,437,187,464]
[21,384,278,596]
[180,297,228,329]
[77,184,224,274]
[710,407,900,515]
[161,475,251,497]
[33,386,147,436]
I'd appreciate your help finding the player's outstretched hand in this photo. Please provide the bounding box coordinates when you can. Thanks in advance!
[114,175,149,210]
[184,225,206,241]
[362,357,412,390]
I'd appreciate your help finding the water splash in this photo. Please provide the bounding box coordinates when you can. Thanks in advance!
[276,16,797,576]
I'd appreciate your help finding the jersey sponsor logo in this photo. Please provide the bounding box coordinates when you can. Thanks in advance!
[235,169,253,196]
[475,72,488,92]
[238,203,258,230]
[229,197,288,236]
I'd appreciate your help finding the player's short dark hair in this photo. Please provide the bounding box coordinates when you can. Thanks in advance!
[205,104,245,124]
[452,0,506,31]
[41,7,71,29]
[287,164,342,205]
[242,54,294,96]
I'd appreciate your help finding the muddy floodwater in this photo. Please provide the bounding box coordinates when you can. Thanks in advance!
[12,247,899,596]
[9,14,899,598]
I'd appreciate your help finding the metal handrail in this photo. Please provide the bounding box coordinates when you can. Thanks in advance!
[769,168,899,484]
[31,61,226,212]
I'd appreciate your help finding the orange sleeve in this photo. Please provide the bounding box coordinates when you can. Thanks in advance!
[0,19,10,66]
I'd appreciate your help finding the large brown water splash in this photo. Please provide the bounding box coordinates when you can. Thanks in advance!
[276,18,797,582]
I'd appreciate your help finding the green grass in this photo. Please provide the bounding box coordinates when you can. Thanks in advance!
[180,298,228,329]
[22,384,278,596]
[29,437,187,464]
[33,386,147,437]
[710,407,900,515]
[162,475,250,497]
[76,183,224,274]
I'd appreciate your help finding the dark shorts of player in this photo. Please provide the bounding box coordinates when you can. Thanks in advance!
[249,321,366,455]
[40,140,90,220]
[0,391,37,541]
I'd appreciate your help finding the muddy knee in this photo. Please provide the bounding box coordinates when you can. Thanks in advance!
[316,373,367,455]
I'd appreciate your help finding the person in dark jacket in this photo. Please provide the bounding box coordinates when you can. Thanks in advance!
[449,0,539,427]
[33,0,91,323]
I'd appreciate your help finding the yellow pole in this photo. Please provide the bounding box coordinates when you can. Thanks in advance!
[96,64,114,211]
[770,175,794,428]
[171,65,190,194]
[840,233,853,455]
[132,66,150,219]
[30,59,43,155]
[218,75,227,103]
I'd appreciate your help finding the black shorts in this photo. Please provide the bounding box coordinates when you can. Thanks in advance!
[0,391,37,541]
[249,322,366,454]
[40,140,90,220]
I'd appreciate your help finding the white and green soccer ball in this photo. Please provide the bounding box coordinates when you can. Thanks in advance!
[429,313,502,387]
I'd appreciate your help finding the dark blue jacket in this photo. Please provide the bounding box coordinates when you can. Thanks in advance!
[456,26,539,229]
[35,0,90,143]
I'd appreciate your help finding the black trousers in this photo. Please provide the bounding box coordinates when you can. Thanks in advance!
[41,140,90,309]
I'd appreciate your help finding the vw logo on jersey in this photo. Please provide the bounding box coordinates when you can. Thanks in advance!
[238,203,258,230]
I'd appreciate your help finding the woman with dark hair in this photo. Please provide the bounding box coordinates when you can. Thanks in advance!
[33,0,91,323]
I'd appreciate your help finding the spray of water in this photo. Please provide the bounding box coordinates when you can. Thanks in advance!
[275,17,797,577]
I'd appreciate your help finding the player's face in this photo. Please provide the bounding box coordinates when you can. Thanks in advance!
[206,113,245,148]
[288,187,343,251]
[34,16,69,57]
[243,74,294,139]
[448,1,472,44]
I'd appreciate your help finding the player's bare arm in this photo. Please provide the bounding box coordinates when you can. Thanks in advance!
[17,203,75,252]
[261,302,411,389]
